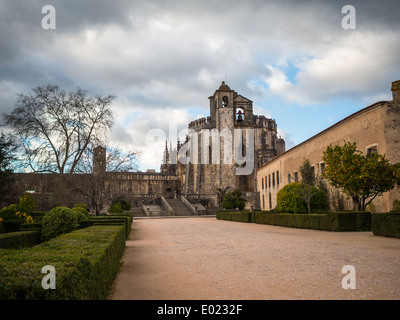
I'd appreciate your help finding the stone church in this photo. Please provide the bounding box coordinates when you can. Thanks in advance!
[161,81,285,209]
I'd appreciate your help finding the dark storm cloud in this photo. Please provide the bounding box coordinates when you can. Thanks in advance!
[1,0,399,168]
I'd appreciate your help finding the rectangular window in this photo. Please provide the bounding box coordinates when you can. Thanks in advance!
[262,178,264,190]
[277,171,280,185]
[272,172,275,187]
[288,173,291,183]
[262,195,265,209]
[269,175,271,188]
[320,162,325,175]
[269,192,272,209]
[294,172,298,182]
[367,146,378,157]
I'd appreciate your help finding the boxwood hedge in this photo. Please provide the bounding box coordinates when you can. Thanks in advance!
[0,225,126,300]
[372,212,400,238]
[217,210,372,232]
[84,214,133,239]
[0,231,41,249]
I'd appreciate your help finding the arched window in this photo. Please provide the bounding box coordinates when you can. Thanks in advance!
[236,108,244,122]
[222,96,228,107]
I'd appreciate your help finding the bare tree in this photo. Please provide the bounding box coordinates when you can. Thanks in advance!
[65,144,139,215]
[3,84,114,175]
[3,84,115,206]
[216,186,230,209]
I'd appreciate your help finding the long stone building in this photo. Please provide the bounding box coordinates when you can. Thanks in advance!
[256,80,400,213]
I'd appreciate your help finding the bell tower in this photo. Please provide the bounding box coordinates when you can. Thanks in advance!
[209,81,237,130]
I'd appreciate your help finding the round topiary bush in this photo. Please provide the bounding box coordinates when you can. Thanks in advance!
[41,206,88,241]
[72,206,90,219]
[277,182,328,214]
[221,190,247,211]
[108,199,131,213]
[108,202,123,214]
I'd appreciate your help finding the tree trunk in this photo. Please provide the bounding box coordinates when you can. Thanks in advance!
[307,201,311,214]
[58,173,69,207]
[352,195,362,211]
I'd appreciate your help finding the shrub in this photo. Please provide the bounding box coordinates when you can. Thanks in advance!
[217,211,252,223]
[90,215,132,239]
[29,211,47,222]
[392,199,400,212]
[217,211,371,232]
[277,182,328,214]
[41,207,88,241]
[19,194,37,212]
[74,202,89,211]
[117,199,132,211]
[108,199,132,213]
[1,220,23,233]
[72,206,90,219]
[372,212,400,238]
[221,190,247,210]
[0,230,41,249]
[0,225,126,299]
[108,202,123,213]
[0,194,36,226]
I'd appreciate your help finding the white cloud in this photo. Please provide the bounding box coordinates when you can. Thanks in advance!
[263,30,400,105]
[1,0,400,171]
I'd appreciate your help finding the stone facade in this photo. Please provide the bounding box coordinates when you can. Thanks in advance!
[256,80,400,213]
[163,82,285,208]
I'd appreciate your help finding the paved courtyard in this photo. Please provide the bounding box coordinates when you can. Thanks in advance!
[108,217,400,300]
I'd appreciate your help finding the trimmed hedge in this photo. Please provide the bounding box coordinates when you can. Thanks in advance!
[0,225,126,300]
[217,211,372,232]
[0,231,41,249]
[85,214,133,239]
[30,211,47,222]
[372,212,400,238]
[1,220,23,233]
[216,211,253,223]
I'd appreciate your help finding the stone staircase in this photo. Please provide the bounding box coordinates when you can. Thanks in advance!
[166,199,193,216]
[129,207,147,217]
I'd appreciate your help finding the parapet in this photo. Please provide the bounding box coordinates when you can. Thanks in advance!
[188,116,213,131]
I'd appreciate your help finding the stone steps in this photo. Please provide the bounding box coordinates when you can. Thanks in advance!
[166,199,193,216]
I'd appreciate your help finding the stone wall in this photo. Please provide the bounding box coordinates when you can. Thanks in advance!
[8,171,180,212]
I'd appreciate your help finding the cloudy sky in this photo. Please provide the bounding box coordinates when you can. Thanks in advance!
[1,0,399,171]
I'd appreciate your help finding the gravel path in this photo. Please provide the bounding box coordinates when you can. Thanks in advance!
[108,217,400,300]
